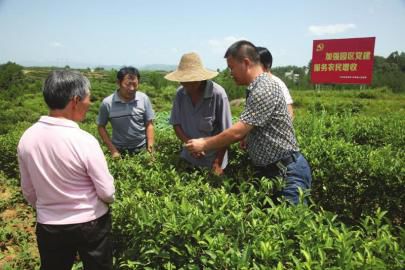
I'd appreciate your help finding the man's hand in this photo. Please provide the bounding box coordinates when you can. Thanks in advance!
[239,138,247,150]
[212,163,223,176]
[111,151,121,159]
[147,144,154,154]
[185,138,206,153]
[191,151,205,159]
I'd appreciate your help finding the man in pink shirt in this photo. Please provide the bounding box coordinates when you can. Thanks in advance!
[17,70,115,270]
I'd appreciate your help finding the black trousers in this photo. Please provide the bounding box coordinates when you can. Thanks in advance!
[36,211,112,270]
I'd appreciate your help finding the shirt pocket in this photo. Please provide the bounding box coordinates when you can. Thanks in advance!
[132,107,145,123]
[199,116,214,132]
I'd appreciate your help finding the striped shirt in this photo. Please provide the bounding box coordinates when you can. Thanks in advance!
[97,90,155,149]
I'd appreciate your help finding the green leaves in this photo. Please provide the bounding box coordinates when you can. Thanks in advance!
[110,155,404,269]
[0,69,404,268]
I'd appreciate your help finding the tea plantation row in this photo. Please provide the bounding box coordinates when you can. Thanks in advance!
[0,72,404,268]
[1,108,404,268]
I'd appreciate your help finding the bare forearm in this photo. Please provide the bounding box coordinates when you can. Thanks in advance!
[213,147,227,166]
[146,122,154,147]
[203,121,251,152]
[173,125,190,143]
[97,126,118,154]
[205,131,238,151]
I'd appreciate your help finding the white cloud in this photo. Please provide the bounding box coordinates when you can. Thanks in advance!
[50,41,63,47]
[207,36,246,54]
[308,24,356,36]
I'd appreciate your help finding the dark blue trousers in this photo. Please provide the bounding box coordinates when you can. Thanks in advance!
[255,152,312,205]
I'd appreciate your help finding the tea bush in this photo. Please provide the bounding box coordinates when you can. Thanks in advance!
[107,148,404,269]
[293,111,405,224]
[0,70,404,268]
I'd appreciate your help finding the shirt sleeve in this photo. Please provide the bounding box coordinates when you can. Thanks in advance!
[144,95,155,122]
[169,90,181,125]
[216,94,233,131]
[279,80,293,104]
[17,147,37,208]
[97,101,109,126]
[85,137,115,204]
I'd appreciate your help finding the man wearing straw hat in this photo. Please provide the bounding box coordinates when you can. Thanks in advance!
[186,41,312,204]
[165,52,232,175]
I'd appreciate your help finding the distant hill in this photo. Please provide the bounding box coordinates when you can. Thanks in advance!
[95,64,177,71]
[94,64,177,72]
[140,64,177,71]
[13,61,177,72]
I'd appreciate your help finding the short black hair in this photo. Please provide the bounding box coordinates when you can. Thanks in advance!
[117,66,140,82]
[224,40,260,63]
[256,46,273,70]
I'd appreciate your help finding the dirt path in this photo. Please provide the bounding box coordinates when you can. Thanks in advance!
[0,175,39,269]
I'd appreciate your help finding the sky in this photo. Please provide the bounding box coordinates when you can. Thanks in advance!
[1,0,405,70]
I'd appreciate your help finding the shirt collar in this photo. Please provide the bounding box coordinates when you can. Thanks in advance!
[180,80,214,99]
[38,116,79,128]
[112,90,139,103]
[247,72,267,92]
[203,80,214,98]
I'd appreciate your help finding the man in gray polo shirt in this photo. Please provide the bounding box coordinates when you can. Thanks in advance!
[165,52,232,175]
[97,66,155,158]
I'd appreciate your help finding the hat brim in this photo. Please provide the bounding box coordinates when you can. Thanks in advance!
[164,69,218,82]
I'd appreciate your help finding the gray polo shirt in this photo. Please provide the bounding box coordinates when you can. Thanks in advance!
[170,80,232,168]
[97,90,155,149]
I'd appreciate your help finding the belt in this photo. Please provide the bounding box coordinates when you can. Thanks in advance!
[118,145,145,154]
[257,152,299,172]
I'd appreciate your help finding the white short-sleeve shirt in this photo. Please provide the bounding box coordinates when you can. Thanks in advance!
[271,74,293,105]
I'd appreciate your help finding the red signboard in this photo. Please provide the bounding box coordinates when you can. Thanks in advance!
[311,37,375,84]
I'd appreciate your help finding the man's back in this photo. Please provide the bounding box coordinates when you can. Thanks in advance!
[18,116,114,224]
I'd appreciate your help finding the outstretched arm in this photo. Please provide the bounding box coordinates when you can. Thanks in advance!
[186,121,253,153]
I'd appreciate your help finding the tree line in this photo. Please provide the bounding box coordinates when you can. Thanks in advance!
[1,50,405,99]
[270,51,405,92]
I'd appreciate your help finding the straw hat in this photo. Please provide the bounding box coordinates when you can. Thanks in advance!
[164,52,218,82]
